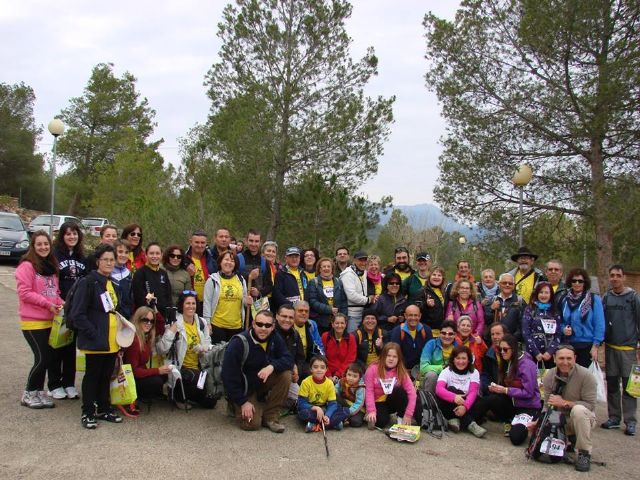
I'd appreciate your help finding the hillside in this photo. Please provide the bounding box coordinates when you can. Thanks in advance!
[377,203,478,238]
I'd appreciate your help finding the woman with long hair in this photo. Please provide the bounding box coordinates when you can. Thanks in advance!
[162,245,191,306]
[373,273,407,332]
[446,279,485,338]
[522,281,562,368]
[121,223,146,274]
[420,266,447,335]
[15,231,64,409]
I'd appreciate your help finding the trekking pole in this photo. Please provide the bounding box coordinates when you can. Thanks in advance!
[244,277,252,331]
[321,421,330,458]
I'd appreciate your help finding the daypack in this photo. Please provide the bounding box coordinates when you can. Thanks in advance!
[526,409,568,463]
[400,325,427,342]
[200,334,250,401]
[418,389,448,438]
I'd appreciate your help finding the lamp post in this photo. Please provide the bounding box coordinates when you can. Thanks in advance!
[48,119,65,237]
[512,164,533,247]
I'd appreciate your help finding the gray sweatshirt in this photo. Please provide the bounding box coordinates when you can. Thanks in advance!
[603,287,640,348]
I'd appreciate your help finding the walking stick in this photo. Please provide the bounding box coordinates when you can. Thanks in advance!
[245,277,253,331]
[321,421,330,458]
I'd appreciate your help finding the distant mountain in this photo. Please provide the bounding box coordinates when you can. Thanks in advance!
[378,203,479,239]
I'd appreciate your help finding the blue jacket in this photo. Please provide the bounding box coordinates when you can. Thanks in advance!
[561,293,605,345]
[480,346,500,396]
[390,322,432,370]
[374,292,407,331]
[184,246,217,276]
[306,276,347,330]
[420,337,459,376]
[222,330,294,406]
[272,266,308,311]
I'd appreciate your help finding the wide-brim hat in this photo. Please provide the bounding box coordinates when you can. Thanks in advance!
[510,246,539,262]
[115,312,136,348]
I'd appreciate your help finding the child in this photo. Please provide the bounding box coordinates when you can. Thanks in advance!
[298,355,350,431]
[335,362,366,427]
[112,239,133,318]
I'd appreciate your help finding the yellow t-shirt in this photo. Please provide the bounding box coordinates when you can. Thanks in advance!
[408,328,417,339]
[374,282,382,296]
[192,257,205,301]
[289,268,304,301]
[432,287,444,305]
[295,323,307,351]
[418,276,427,287]
[259,341,268,351]
[84,280,118,354]
[182,320,200,370]
[515,271,535,304]
[305,271,316,281]
[395,269,412,282]
[442,345,453,365]
[322,279,334,307]
[366,333,379,365]
[212,275,243,329]
[299,376,336,406]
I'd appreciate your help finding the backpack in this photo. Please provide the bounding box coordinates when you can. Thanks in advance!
[418,389,448,438]
[200,334,250,401]
[526,409,568,463]
[63,277,96,330]
[400,325,427,342]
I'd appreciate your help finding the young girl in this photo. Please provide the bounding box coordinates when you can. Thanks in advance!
[321,313,356,381]
[435,345,486,437]
[335,362,366,427]
[364,342,420,428]
[298,355,350,431]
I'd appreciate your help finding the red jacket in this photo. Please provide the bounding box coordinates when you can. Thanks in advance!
[321,331,356,378]
[123,335,160,378]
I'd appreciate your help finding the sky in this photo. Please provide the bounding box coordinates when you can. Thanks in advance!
[1,0,460,206]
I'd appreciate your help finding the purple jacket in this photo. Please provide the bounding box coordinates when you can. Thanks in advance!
[506,352,541,410]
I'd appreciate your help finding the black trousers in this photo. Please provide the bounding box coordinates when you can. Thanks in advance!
[22,329,52,391]
[437,397,475,429]
[174,368,216,408]
[82,353,117,416]
[210,326,243,345]
[470,393,540,445]
[135,375,166,400]
[374,388,422,428]
[48,339,77,390]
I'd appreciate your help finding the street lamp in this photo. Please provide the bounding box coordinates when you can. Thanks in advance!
[458,236,466,245]
[512,164,533,247]
[48,119,65,237]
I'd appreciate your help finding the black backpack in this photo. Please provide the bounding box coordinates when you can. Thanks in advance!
[418,389,448,438]
[526,409,568,463]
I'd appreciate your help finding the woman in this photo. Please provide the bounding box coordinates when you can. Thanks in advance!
[470,334,541,445]
[121,223,146,274]
[123,306,171,415]
[355,309,385,366]
[203,250,252,343]
[560,268,605,368]
[446,280,484,338]
[261,241,280,288]
[15,231,64,409]
[522,282,562,368]
[420,266,447,335]
[374,273,407,332]
[302,248,319,281]
[71,244,123,428]
[163,245,191,306]
[112,239,134,319]
[455,315,488,372]
[321,313,357,380]
[307,257,347,333]
[157,292,215,409]
[366,255,383,297]
[364,342,420,428]
[419,320,459,394]
[51,221,87,399]
[132,243,173,335]
[434,345,486,437]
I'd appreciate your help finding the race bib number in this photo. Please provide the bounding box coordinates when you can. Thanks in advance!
[100,291,115,313]
[511,413,533,426]
[323,286,334,299]
[380,377,396,395]
[286,295,300,303]
[540,437,565,457]
[541,318,557,334]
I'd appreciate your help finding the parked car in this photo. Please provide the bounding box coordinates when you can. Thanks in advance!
[0,212,30,261]
[82,217,111,237]
[28,214,83,236]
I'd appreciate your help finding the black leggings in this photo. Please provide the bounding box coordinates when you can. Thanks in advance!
[436,397,475,430]
[135,375,166,400]
[374,388,422,428]
[470,393,540,445]
[48,339,77,390]
[82,353,117,416]
[173,368,216,408]
[22,328,52,391]
[210,326,243,345]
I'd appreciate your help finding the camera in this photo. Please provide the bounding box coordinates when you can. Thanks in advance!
[165,306,177,325]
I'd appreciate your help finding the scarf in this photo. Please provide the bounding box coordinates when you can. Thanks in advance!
[536,301,551,311]
[163,262,180,272]
[367,270,382,285]
[481,283,498,298]
[39,258,57,276]
[145,262,160,272]
[566,290,591,320]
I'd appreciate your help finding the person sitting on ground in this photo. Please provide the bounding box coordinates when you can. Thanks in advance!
[374,273,407,332]
[455,315,488,372]
[419,266,447,335]
[307,257,348,334]
[335,362,366,427]
[222,310,293,433]
[522,281,562,369]
[435,345,486,438]
[480,322,507,396]
[419,320,458,394]
[389,304,432,372]
[298,355,350,432]
[364,342,421,428]
[355,309,385,367]
[322,313,357,381]
[446,279,484,338]
[470,334,541,445]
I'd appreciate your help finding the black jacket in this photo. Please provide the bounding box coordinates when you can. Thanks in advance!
[54,248,87,300]
[276,325,307,381]
[355,325,386,366]
[419,284,446,331]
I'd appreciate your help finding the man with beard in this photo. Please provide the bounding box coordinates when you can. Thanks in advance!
[383,247,415,282]
[508,246,546,304]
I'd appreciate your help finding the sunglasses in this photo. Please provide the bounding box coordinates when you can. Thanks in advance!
[169,253,183,259]
[388,282,400,286]
[129,232,142,237]
[254,321,274,329]
[571,279,585,284]
[499,347,512,353]
[441,332,455,337]
[182,290,197,296]
[141,319,154,325]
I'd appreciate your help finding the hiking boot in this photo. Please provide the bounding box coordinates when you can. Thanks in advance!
[575,450,591,472]
[447,418,461,433]
[21,390,44,409]
[64,386,79,399]
[600,418,621,429]
[49,387,67,399]
[305,421,316,433]
[96,410,123,423]
[264,419,285,433]
[334,421,344,431]
[503,422,511,437]
[468,421,487,438]
[624,422,636,436]
[38,391,55,408]
[81,414,98,429]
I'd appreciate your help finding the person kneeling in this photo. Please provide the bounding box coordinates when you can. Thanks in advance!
[335,362,366,427]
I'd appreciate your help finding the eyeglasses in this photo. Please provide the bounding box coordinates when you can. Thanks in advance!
[182,290,197,296]
[255,321,274,328]
[169,254,183,259]
[571,279,585,284]
[304,253,315,258]
[499,347,512,353]
[99,258,115,263]
[547,268,561,271]
[388,282,400,286]
[441,332,455,337]
[129,232,142,237]
[500,282,514,286]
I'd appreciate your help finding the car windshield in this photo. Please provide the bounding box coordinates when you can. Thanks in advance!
[0,216,25,230]
[82,219,104,227]
[31,216,59,227]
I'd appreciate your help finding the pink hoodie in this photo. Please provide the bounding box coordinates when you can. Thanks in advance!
[364,362,416,417]
[15,261,63,321]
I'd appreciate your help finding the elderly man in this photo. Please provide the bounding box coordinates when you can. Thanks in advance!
[508,246,546,304]
[272,246,308,311]
[390,304,432,371]
[546,259,566,309]
[488,273,524,340]
[291,301,324,379]
[341,251,374,333]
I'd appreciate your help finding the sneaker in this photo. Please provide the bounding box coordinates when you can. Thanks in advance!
[305,421,316,433]
[503,422,512,437]
[49,387,67,399]
[174,401,192,411]
[468,421,487,438]
[264,419,285,433]
[334,421,344,431]
[64,386,79,399]
[21,390,44,409]
[38,391,55,408]
[81,414,98,429]
[600,418,621,429]
[575,450,591,472]
[625,422,636,436]
[447,418,461,433]
[96,410,123,423]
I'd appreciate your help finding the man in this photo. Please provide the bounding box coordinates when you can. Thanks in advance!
[402,252,432,304]
[291,301,324,379]
[480,322,506,395]
[222,310,293,433]
[275,304,304,385]
[340,251,374,333]
[383,246,415,281]
[272,246,308,311]
[546,259,566,309]
[540,345,597,472]
[185,230,216,315]
[444,259,475,301]
[508,246,546,304]
[209,227,232,271]
[600,265,640,436]
[389,304,432,371]
[237,229,273,299]
[85,225,119,272]
[334,246,350,275]
[488,273,524,340]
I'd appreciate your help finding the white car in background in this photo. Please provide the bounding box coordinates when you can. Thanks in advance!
[28,214,84,236]
[82,217,111,237]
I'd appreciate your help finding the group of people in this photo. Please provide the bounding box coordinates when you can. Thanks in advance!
[14,224,640,472]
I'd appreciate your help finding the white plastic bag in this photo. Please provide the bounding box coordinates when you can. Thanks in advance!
[588,361,606,403]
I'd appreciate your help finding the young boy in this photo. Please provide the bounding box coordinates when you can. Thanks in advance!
[298,355,350,431]
[335,362,366,427]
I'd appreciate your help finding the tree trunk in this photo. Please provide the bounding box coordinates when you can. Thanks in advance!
[267,167,286,241]
[589,143,613,293]
[67,192,81,216]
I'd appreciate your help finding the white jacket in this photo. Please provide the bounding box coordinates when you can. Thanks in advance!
[202,272,249,326]
[340,266,369,318]
[157,313,211,369]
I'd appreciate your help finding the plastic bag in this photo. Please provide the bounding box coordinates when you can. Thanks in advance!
[110,362,138,406]
[76,349,86,372]
[48,313,74,349]
[588,361,606,403]
[626,364,640,398]
[386,424,421,443]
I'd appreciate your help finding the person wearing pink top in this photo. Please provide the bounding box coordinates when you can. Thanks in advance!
[445,279,485,337]
[364,342,421,428]
[15,231,64,409]
[435,344,486,437]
